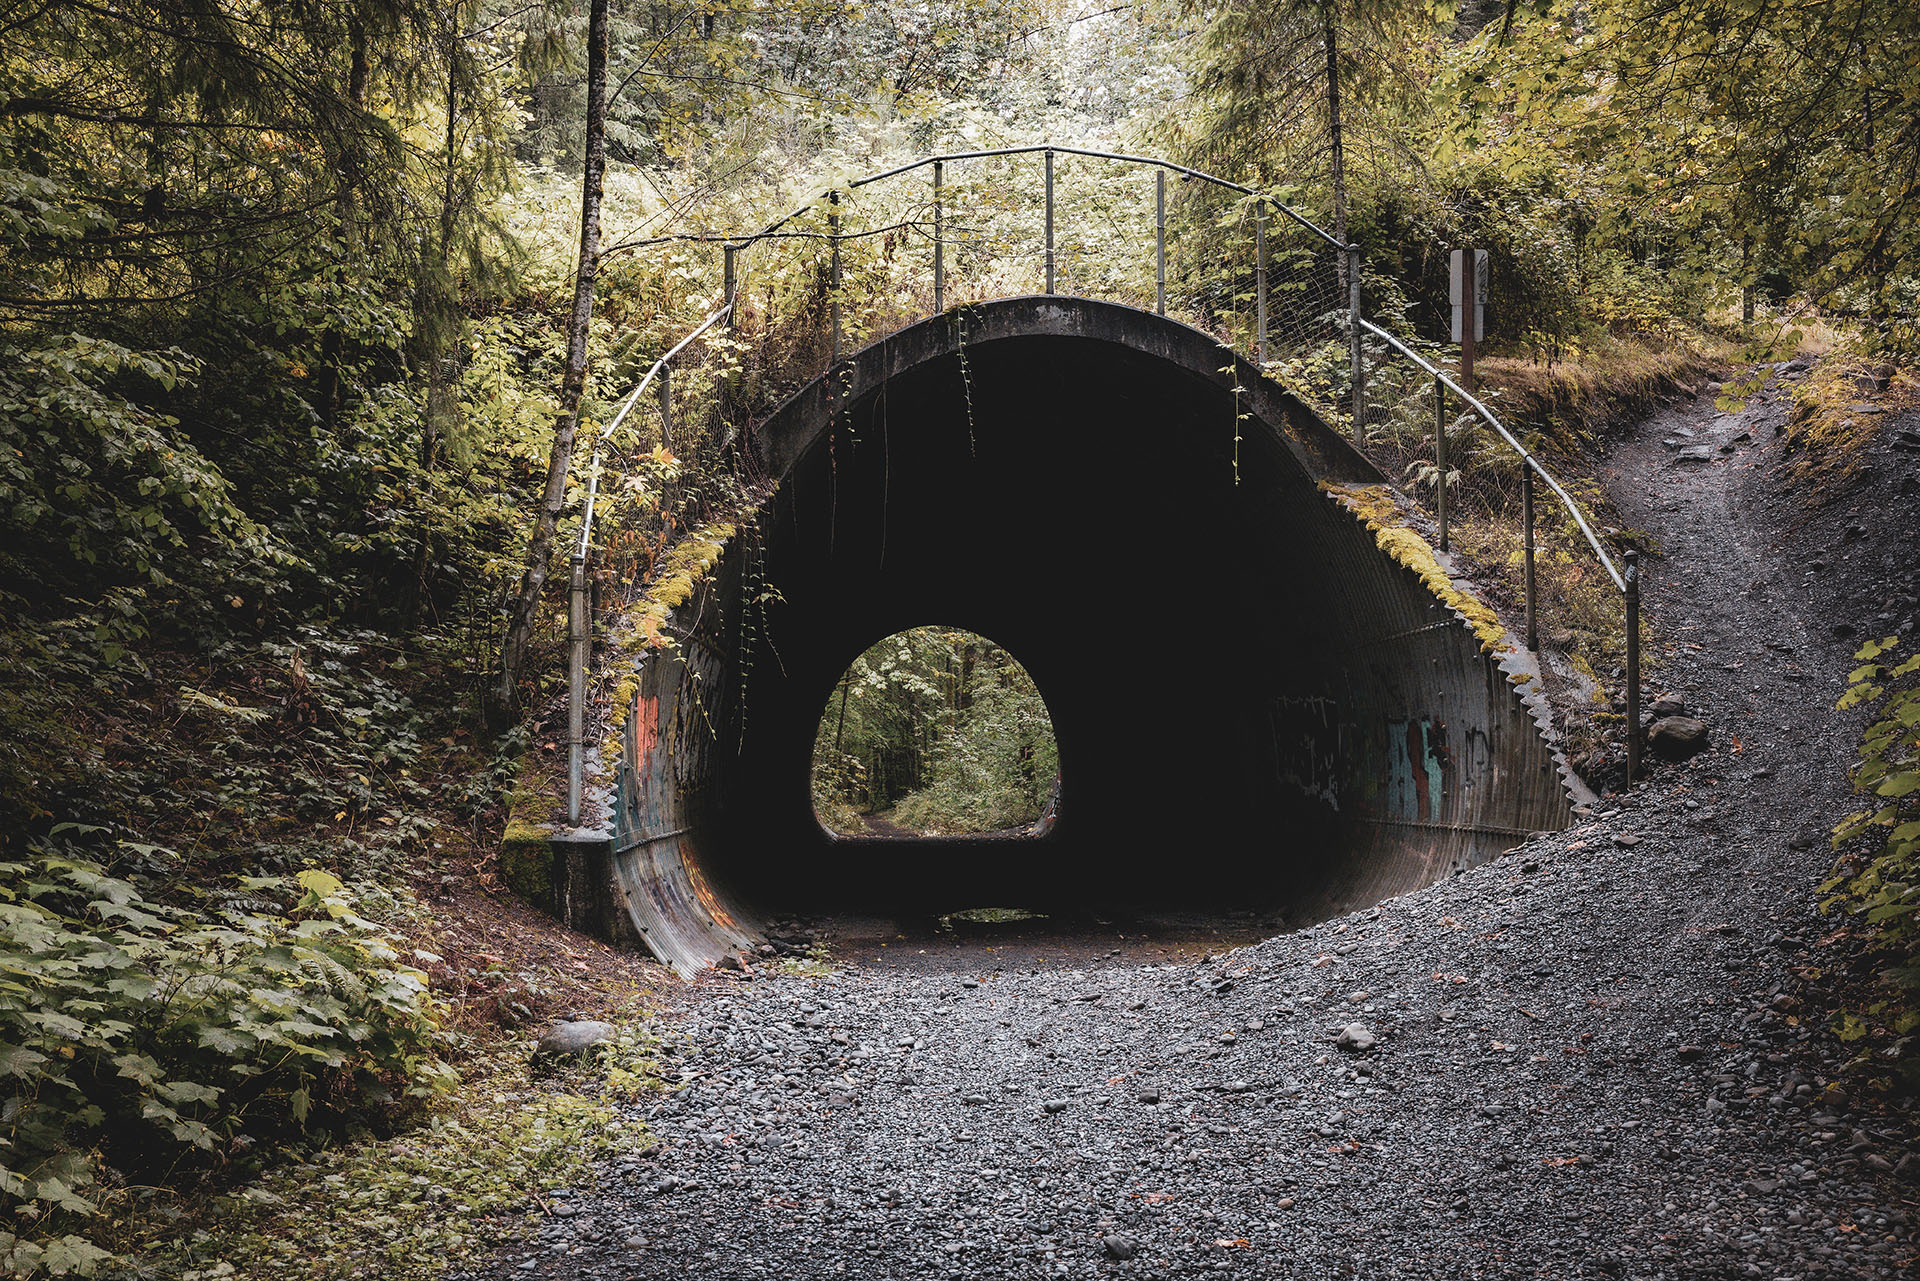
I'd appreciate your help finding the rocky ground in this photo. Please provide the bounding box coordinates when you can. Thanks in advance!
[455,364,1918,1280]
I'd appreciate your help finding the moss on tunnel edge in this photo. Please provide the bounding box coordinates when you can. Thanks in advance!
[1321,483,1510,656]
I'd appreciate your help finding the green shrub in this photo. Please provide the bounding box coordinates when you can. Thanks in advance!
[0,833,451,1277]
[1822,637,1920,1080]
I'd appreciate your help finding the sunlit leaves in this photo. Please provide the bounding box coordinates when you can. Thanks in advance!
[1823,639,1920,1079]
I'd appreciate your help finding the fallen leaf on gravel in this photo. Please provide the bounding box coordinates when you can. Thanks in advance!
[1213,1238,1252,1249]
[1138,1192,1177,1204]
[1544,1156,1582,1167]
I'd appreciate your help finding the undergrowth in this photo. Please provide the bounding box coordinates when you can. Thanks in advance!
[1780,358,1920,496]
[0,837,448,1279]
[1822,637,1920,1091]
[118,1023,667,1281]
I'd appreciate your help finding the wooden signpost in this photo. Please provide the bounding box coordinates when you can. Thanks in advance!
[1449,247,1487,392]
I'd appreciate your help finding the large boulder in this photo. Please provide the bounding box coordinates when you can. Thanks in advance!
[536,1018,617,1057]
[1647,715,1710,761]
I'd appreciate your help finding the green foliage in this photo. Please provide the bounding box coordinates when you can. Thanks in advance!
[1822,637,1920,1076]
[0,335,278,601]
[0,833,449,1275]
[131,1027,663,1281]
[811,628,1058,836]
[1473,0,1920,355]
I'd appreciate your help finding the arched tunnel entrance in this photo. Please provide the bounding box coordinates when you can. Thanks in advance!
[609,297,1576,972]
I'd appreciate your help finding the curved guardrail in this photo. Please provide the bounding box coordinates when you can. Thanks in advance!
[564,144,1646,824]
[1356,318,1642,778]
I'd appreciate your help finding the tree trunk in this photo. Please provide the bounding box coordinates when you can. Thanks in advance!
[1322,1,1349,256]
[490,0,610,727]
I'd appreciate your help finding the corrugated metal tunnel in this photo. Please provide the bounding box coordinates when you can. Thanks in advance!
[608,298,1576,972]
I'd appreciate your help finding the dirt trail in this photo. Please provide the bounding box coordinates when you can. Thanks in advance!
[459,366,1917,1281]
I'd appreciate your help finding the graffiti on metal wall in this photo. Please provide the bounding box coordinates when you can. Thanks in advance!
[1385,718,1451,823]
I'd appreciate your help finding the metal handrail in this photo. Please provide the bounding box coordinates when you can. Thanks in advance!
[722,144,1347,252]
[1357,317,1643,781]
[1357,319,1623,592]
[574,303,731,561]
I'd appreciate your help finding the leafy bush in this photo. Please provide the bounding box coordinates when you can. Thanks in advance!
[0,834,450,1277]
[1822,637,1920,1080]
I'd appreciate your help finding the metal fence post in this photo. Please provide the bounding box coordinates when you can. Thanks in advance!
[1254,200,1269,365]
[1348,245,1364,443]
[1155,170,1167,315]
[828,190,841,367]
[657,362,673,450]
[1624,549,1642,783]
[1435,375,1449,553]
[566,553,587,827]
[1044,148,1056,295]
[1523,467,1539,650]
[933,159,944,314]
[722,245,736,326]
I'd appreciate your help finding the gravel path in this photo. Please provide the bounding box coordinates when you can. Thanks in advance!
[460,367,1916,1280]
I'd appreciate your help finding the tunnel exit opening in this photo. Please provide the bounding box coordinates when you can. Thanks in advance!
[810,626,1060,841]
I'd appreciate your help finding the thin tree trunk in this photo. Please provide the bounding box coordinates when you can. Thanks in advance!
[1322,1,1349,258]
[490,0,610,727]
[833,675,850,753]
[410,10,465,629]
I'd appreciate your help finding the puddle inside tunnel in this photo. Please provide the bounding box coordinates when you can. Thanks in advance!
[810,626,1060,840]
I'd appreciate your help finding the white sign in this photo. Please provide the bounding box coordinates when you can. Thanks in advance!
[1450,248,1487,343]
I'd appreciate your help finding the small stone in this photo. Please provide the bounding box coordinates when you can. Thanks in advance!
[1137,1089,1161,1105]
[536,1019,617,1057]
[1043,1098,1070,1114]
[1613,833,1642,848]
[1677,1045,1706,1061]
[1101,1234,1138,1261]
[715,953,744,972]
[1276,1196,1296,1210]
[1647,693,1687,719]
[1335,1023,1378,1053]
[1864,1154,1894,1173]
[1672,444,1717,464]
